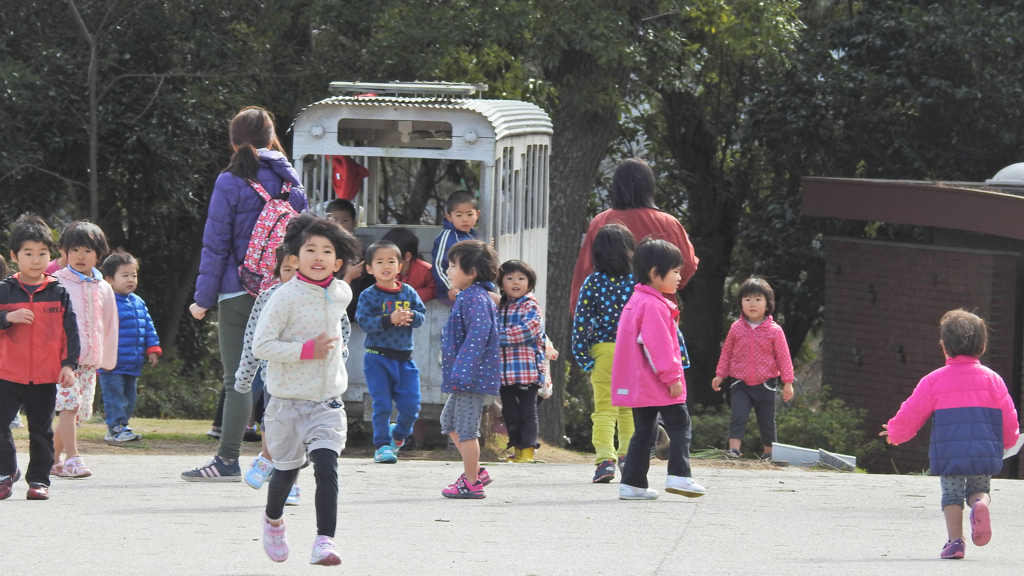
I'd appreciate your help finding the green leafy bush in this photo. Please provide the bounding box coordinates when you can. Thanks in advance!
[133,356,221,420]
[691,386,883,459]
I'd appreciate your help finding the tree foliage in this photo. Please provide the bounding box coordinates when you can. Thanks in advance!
[4,1,1024,443]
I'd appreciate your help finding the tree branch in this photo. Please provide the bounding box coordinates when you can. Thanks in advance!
[0,164,89,191]
[128,75,165,123]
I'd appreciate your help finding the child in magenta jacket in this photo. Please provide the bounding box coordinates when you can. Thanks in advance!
[882,309,1020,560]
[712,277,795,460]
[612,238,706,501]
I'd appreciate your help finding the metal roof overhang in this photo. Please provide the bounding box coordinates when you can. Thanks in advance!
[801,177,1024,242]
[292,96,553,141]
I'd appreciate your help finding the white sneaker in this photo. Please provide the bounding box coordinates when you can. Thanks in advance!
[310,535,341,565]
[665,475,706,497]
[619,484,658,500]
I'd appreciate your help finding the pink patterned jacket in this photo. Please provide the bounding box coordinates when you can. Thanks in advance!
[53,266,118,371]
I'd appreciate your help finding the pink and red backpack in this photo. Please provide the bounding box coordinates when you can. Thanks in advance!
[238,180,296,296]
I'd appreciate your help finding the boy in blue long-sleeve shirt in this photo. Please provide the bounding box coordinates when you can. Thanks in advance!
[356,240,427,464]
[431,190,478,303]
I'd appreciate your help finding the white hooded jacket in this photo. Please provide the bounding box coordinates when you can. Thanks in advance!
[252,277,352,401]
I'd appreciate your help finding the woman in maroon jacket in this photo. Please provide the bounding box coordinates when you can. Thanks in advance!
[570,159,698,313]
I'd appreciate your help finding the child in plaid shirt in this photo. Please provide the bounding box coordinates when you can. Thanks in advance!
[496,260,545,463]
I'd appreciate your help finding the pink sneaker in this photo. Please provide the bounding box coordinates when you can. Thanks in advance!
[970,500,992,546]
[263,514,289,562]
[448,467,491,488]
[442,475,485,499]
[63,456,91,478]
[309,535,341,565]
[51,459,65,477]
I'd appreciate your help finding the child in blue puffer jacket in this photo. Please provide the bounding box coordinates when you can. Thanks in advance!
[99,252,161,443]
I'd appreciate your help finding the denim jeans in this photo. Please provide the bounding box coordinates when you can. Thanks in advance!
[99,372,138,430]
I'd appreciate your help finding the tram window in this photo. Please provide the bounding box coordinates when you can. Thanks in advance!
[373,158,479,225]
[337,118,453,150]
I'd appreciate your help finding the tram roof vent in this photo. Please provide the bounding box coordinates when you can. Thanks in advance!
[329,81,488,98]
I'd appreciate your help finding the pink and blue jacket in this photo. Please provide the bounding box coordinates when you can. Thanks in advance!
[611,284,685,408]
[887,356,1020,477]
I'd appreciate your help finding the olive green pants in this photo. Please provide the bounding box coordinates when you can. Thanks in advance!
[216,294,255,461]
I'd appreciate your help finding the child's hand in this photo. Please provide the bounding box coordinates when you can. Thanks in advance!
[390,308,413,326]
[489,292,500,305]
[343,260,364,284]
[58,366,75,388]
[447,287,460,300]
[6,309,34,324]
[148,353,159,367]
[782,382,794,402]
[711,376,724,391]
[189,303,207,320]
[668,381,683,397]
[879,423,894,444]
[312,333,338,359]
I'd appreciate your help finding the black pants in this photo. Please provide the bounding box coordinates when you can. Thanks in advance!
[500,384,540,449]
[0,380,56,486]
[266,448,338,537]
[621,404,692,489]
[728,379,778,447]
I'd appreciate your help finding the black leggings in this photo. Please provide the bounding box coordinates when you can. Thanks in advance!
[728,379,778,447]
[621,404,692,489]
[500,384,540,449]
[266,448,338,537]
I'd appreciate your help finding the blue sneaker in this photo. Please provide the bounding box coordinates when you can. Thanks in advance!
[286,483,300,506]
[389,423,405,452]
[180,455,241,482]
[245,455,274,489]
[374,445,397,464]
[593,459,615,483]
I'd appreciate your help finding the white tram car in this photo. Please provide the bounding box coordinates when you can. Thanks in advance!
[290,82,552,420]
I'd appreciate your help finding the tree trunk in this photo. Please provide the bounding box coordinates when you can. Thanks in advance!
[538,49,625,445]
[66,0,99,221]
[659,89,744,407]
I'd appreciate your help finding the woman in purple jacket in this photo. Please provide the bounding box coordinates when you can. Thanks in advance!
[181,106,308,482]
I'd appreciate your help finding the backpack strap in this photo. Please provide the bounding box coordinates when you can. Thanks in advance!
[247,180,273,203]
[248,180,292,202]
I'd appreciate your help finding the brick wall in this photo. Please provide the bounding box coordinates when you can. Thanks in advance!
[823,237,1021,475]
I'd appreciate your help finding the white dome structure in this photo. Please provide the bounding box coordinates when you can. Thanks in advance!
[985,163,1024,187]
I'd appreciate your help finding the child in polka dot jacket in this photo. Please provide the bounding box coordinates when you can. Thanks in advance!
[711,278,794,461]
[571,223,636,484]
[439,240,501,499]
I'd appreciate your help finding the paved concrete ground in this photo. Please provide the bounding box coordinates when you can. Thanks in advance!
[5,454,1024,575]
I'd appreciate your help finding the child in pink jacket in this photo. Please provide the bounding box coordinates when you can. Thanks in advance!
[51,222,118,478]
[882,309,1020,560]
[612,238,706,500]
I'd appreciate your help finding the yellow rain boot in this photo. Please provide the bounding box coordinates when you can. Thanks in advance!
[511,447,535,463]
[505,447,520,462]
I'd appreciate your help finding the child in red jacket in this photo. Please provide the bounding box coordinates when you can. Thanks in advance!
[882,310,1019,560]
[0,215,79,501]
[382,227,436,303]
